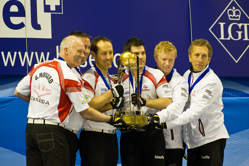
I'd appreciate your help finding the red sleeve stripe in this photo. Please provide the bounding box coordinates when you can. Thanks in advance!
[52,61,72,122]
[58,86,72,122]
[56,62,65,91]
[122,74,129,82]
[29,66,36,92]
[143,70,157,87]
[110,76,116,84]
[64,79,82,93]
[156,77,167,89]
[29,61,52,77]
[83,80,95,94]
[50,61,71,122]
[94,71,99,91]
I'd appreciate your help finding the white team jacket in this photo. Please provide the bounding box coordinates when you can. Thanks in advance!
[157,69,188,149]
[16,59,91,127]
[166,65,229,149]
[81,66,116,130]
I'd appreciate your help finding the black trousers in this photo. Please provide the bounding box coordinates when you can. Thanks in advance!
[64,129,80,166]
[165,149,184,166]
[79,130,118,166]
[120,129,165,166]
[187,139,227,166]
[25,124,70,166]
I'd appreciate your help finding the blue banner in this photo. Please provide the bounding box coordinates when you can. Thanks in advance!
[0,0,190,75]
[1,0,248,76]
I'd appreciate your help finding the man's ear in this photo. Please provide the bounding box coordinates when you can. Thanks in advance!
[64,47,68,55]
[154,56,158,63]
[188,54,192,63]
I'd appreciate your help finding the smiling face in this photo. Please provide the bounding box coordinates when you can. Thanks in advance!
[130,45,146,72]
[155,51,176,76]
[68,41,85,68]
[189,45,211,72]
[61,36,86,68]
[92,40,113,75]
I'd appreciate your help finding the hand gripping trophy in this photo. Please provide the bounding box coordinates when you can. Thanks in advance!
[115,51,149,126]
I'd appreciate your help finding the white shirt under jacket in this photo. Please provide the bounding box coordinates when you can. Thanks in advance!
[166,65,229,149]
[157,69,188,149]
[81,66,116,130]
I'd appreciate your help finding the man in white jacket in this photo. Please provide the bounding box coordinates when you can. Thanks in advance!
[14,36,125,166]
[120,37,173,166]
[79,36,125,166]
[160,39,229,166]
[154,41,188,166]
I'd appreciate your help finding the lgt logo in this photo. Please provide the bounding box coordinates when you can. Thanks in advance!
[209,0,249,63]
[0,0,63,38]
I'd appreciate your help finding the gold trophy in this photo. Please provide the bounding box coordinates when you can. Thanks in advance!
[116,51,148,125]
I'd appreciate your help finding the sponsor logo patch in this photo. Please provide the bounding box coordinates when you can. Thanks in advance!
[142,85,150,91]
[154,155,164,159]
[201,155,210,159]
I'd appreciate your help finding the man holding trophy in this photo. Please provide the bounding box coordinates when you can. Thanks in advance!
[119,37,173,166]
[79,36,126,166]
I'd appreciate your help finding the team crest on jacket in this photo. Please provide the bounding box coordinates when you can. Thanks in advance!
[31,83,51,105]
[33,83,52,98]
[142,85,150,91]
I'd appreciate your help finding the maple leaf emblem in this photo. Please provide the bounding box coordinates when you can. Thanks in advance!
[33,83,52,98]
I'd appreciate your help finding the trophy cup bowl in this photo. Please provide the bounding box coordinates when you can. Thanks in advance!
[116,52,149,126]
[120,51,136,67]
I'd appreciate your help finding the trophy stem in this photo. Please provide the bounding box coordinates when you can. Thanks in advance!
[118,52,149,125]
[136,55,141,111]
[117,59,121,84]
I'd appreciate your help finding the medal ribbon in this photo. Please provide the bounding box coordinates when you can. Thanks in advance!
[129,67,146,95]
[188,66,210,94]
[58,57,65,61]
[58,57,71,68]
[166,69,174,82]
[94,65,112,90]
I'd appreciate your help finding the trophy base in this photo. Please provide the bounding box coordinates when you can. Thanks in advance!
[122,115,148,125]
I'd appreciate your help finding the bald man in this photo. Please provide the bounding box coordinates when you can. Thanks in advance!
[14,36,123,166]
